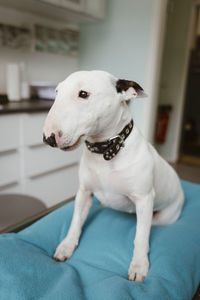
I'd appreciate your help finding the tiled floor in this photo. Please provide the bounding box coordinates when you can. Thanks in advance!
[171,162,200,184]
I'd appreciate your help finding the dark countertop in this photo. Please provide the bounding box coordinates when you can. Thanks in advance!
[0,99,53,114]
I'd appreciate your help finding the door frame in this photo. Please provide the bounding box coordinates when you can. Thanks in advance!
[142,0,168,142]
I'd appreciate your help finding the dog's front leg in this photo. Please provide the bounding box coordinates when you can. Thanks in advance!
[128,189,154,282]
[54,187,93,261]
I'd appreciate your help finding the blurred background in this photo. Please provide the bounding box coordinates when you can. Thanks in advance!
[0,0,199,232]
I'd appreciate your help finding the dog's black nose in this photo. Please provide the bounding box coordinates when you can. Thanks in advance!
[43,133,57,147]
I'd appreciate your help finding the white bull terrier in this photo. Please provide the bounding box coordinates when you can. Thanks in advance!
[43,70,184,282]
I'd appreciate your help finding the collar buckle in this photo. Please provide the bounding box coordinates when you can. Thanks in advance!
[109,134,125,148]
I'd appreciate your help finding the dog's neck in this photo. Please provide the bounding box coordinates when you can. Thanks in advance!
[86,102,132,144]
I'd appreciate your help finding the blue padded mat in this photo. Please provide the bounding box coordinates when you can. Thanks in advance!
[0,181,200,300]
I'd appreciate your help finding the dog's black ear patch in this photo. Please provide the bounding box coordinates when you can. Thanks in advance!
[116,79,143,93]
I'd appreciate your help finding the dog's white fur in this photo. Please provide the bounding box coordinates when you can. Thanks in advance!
[43,70,184,282]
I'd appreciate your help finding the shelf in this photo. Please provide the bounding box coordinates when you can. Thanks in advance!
[0,0,100,23]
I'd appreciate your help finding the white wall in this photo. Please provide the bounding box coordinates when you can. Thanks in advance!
[79,0,167,141]
[0,6,79,94]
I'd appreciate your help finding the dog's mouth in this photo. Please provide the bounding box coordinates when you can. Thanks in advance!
[61,135,85,151]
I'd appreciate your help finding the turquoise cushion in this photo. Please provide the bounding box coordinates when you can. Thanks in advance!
[0,181,200,300]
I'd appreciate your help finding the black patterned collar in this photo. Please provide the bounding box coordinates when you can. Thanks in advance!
[85,119,134,160]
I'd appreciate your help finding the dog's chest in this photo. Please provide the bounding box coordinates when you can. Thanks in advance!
[84,159,136,213]
[95,190,136,213]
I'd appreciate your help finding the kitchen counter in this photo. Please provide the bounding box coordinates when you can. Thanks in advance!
[0,99,53,114]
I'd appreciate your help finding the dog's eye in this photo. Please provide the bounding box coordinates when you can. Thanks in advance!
[78,90,89,99]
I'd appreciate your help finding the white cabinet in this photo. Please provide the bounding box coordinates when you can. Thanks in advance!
[23,113,46,147]
[84,0,105,19]
[41,0,84,11]
[39,0,105,17]
[25,144,81,178]
[25,165,79,208]
[0,112,81,207]
[0,115,21,194]
[0,150,20,188]
[0,0,106,22]
[60,0,84,12]
[0,115,20,152]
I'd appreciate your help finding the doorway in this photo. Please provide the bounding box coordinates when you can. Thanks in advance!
[179,4,200,166]
[154,0,200,165]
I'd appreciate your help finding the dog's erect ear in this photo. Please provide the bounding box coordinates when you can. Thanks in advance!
[116,79,147,100]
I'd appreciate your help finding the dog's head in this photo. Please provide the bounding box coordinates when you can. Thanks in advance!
[43,70,146,150]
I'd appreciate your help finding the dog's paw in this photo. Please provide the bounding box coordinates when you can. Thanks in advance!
[128,257,149,282]
[53,240,78,262]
